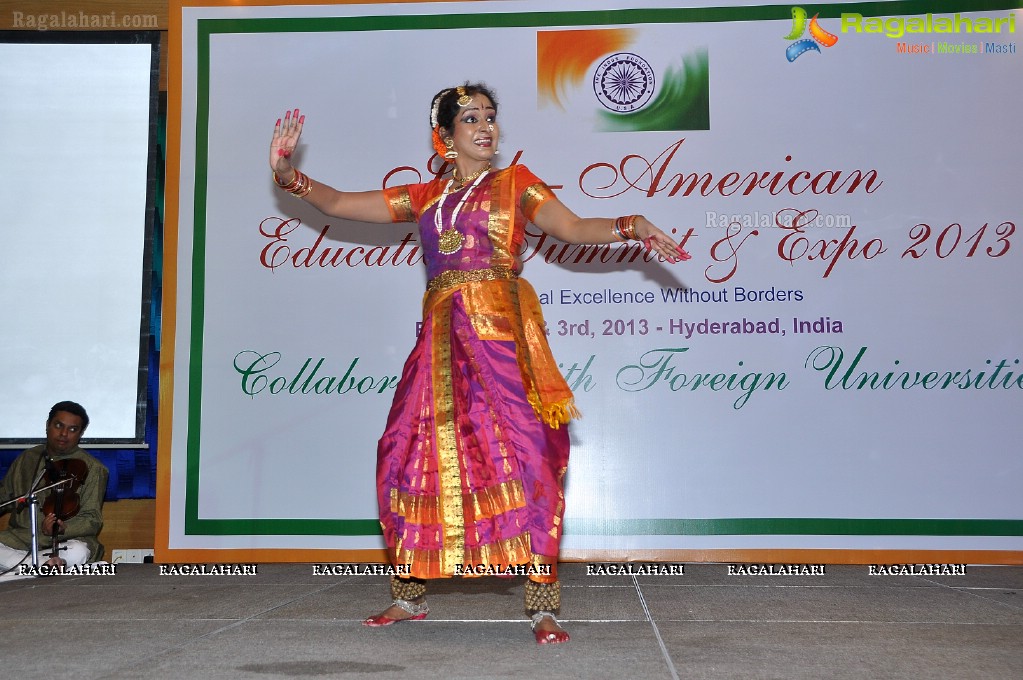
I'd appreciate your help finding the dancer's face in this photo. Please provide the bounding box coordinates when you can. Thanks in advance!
[445,95,498,166]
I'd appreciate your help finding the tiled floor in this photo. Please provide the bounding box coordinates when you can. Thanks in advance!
[1,562,1020,679]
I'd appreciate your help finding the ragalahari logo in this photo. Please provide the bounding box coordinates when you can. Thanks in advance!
[784,7,839,61]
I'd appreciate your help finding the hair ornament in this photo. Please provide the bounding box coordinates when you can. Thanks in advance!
[430,88,452,129]
[456,85,472,107]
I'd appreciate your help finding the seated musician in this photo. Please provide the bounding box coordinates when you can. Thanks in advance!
[0,401,109,572]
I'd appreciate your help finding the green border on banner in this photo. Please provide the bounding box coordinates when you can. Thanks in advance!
[184,0,1023,537]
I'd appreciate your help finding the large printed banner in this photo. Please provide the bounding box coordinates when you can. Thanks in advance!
[160,0,1023,562]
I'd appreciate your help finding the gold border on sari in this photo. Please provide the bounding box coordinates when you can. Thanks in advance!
[391,479,527,526]
[430,294,465,574]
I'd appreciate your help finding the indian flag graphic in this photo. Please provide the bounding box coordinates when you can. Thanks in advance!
[537,28,709,132]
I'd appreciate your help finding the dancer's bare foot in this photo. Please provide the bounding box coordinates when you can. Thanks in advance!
[531,612,570,644]
[362,599,429,627]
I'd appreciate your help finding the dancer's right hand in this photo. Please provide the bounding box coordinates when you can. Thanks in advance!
[270,108,304,177]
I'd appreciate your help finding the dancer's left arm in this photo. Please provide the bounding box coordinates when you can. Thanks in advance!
[533,198,689,263]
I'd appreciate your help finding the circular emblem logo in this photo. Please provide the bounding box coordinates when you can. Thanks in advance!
[592,52,655,113]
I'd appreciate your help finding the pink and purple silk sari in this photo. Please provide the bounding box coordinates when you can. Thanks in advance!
[378,165,577,582]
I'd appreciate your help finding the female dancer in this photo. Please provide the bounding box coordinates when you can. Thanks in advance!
[269,83,689,644]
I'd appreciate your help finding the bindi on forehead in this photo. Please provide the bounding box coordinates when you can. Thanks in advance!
[460,104,495,116]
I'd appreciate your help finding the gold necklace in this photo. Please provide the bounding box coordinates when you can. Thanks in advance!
[452,163,491,188]
[434,168,490,255]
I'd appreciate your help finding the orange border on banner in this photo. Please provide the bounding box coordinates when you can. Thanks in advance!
[154,0,182,567]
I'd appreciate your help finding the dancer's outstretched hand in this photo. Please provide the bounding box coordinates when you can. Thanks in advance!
[635,217,692,263]
[270,108,305,176]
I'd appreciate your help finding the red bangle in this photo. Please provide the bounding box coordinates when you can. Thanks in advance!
[615,215,639,241]
[274,169,312,197]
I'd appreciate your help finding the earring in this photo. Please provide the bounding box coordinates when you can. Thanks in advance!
[444,138,458,160]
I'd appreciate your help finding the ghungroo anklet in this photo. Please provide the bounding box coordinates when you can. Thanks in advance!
[392,598,430,617]
[390,575,427,601]
[524,579,561,612]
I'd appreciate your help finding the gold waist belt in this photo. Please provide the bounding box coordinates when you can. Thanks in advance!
[426,266,517,293]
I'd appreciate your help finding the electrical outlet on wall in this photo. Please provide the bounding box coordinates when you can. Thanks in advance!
[110,549,155,564]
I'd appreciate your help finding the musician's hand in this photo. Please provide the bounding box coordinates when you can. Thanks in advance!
[42,513,65,535]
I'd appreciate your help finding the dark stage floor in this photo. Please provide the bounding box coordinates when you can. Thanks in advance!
[1,562,1021,679]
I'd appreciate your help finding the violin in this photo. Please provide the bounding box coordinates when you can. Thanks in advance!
[41,456,89,562]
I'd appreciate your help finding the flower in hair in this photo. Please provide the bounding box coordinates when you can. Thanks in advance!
[432,126,449,159]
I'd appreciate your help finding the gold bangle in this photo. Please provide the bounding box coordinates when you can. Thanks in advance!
[274,169,306,193]
[275,169,313,197]
[614,215,639,241]
[622,215,638,240]
[273,170,296,189]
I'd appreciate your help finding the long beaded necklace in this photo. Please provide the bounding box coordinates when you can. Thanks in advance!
[434,166,490,255]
